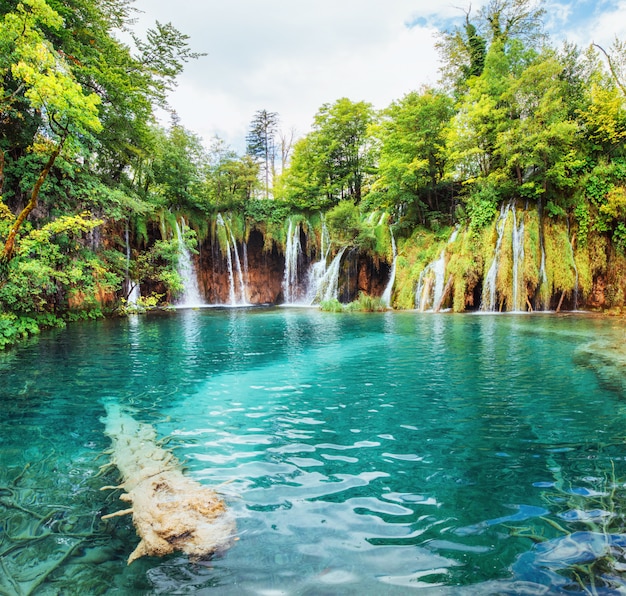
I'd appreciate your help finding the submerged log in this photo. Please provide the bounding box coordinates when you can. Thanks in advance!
[101,403,236,564]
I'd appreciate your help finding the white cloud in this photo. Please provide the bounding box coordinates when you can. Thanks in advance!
[131,1,456,150]
[131,0,626,152]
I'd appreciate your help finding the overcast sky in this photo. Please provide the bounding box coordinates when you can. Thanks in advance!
[129,0,626,153]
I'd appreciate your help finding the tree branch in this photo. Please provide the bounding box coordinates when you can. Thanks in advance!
[1,135,67,266]
[594,42,626,98]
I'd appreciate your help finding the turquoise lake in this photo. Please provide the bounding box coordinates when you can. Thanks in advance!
[1,309,626,594]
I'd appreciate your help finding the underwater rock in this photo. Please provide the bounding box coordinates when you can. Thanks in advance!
[574,339,626,395]
[101,403,236,564]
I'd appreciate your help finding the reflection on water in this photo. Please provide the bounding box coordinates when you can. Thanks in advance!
[1,310,626,594]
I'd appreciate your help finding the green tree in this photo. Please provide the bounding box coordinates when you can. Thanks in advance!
[150,119,206,212]
[0,0,102,265]
[370,88,454,221]
[495,51,580,206]
[203,138,259,210]
[282,98,375,207]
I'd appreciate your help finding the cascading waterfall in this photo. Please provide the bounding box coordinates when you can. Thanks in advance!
[282,220,303,304]
[242,242,249,288]
[216,214,237,305]
[415,226,459,311]
[381,229,397,307]
[481,204,511,311]
[480,203,528,312]
[216,214,248,306]
[304,218,332,304]
[174,220,204,308]
[511,207,525,312]
[415,252,445,311]
[309,247,347,304]
[123,221,140,305]
[229,228,248,304]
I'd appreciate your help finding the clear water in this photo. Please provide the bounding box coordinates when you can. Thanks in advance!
[1,309,626,595]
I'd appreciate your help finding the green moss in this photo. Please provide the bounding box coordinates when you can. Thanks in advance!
[495,212,514,311]
[544,218,577,299]
[523,209,540,295]
[447,228,483,312]
[394,228,440,310]
[213,215,231,255]
[587,231,609,277]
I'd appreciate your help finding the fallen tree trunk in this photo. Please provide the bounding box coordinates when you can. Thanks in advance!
[101,403,236,564]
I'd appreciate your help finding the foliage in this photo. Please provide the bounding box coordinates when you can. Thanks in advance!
[320,293,386,313]
[325,201,361,245]
[319,298,344,313]
[344,292,387,312]
[4,0,626,340]
[0,212,119,344]
[369,88,455,224]
[280,98,376,208]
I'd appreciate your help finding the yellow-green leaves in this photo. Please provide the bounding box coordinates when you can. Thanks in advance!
[1,0,101,135]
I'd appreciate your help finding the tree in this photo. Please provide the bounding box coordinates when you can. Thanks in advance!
[204,137,259,209]
[312,98,375,204]
[437,0,545,95]
[150,119,206,212]
[246,109,278,199]
[0,0,102,266]
[371,88,454,220]
[280,98,375,208]
[495,51,580,206]
[436,7,487,96]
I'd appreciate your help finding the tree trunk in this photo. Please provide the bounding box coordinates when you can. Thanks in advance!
[434,275,453,313]
[556,290,566,313]
[0,150,4,197]
[1,141,64,265]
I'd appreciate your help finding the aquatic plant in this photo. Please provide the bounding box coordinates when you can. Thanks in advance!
[319,298,344,312]
[344,292,388,312]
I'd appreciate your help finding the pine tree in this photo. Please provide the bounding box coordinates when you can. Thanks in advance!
[246,110,279,199]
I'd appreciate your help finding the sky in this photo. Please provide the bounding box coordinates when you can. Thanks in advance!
[129,0,626,153]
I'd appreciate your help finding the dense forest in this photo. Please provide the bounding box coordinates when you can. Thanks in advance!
[1,0,626,348]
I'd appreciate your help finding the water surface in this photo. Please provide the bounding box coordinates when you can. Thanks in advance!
[1,309,625,594]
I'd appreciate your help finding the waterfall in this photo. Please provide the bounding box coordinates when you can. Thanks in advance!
[481,204,511,311]
[309,247,347,304]
[381,230,397,307]
[415,226,458,311]
[511,206,525,312]
[229,228,247,304]
[304,217,333,304]
[174,220,204,308]
[537,246,548,310]
[216,214,236,305]
[319,217,331,263]
[415,252,445,311]
[123,221,140,306]
[480,203,529,312]
[243,241,249,288]
[216,214,247,306]
[282,220,303,304]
